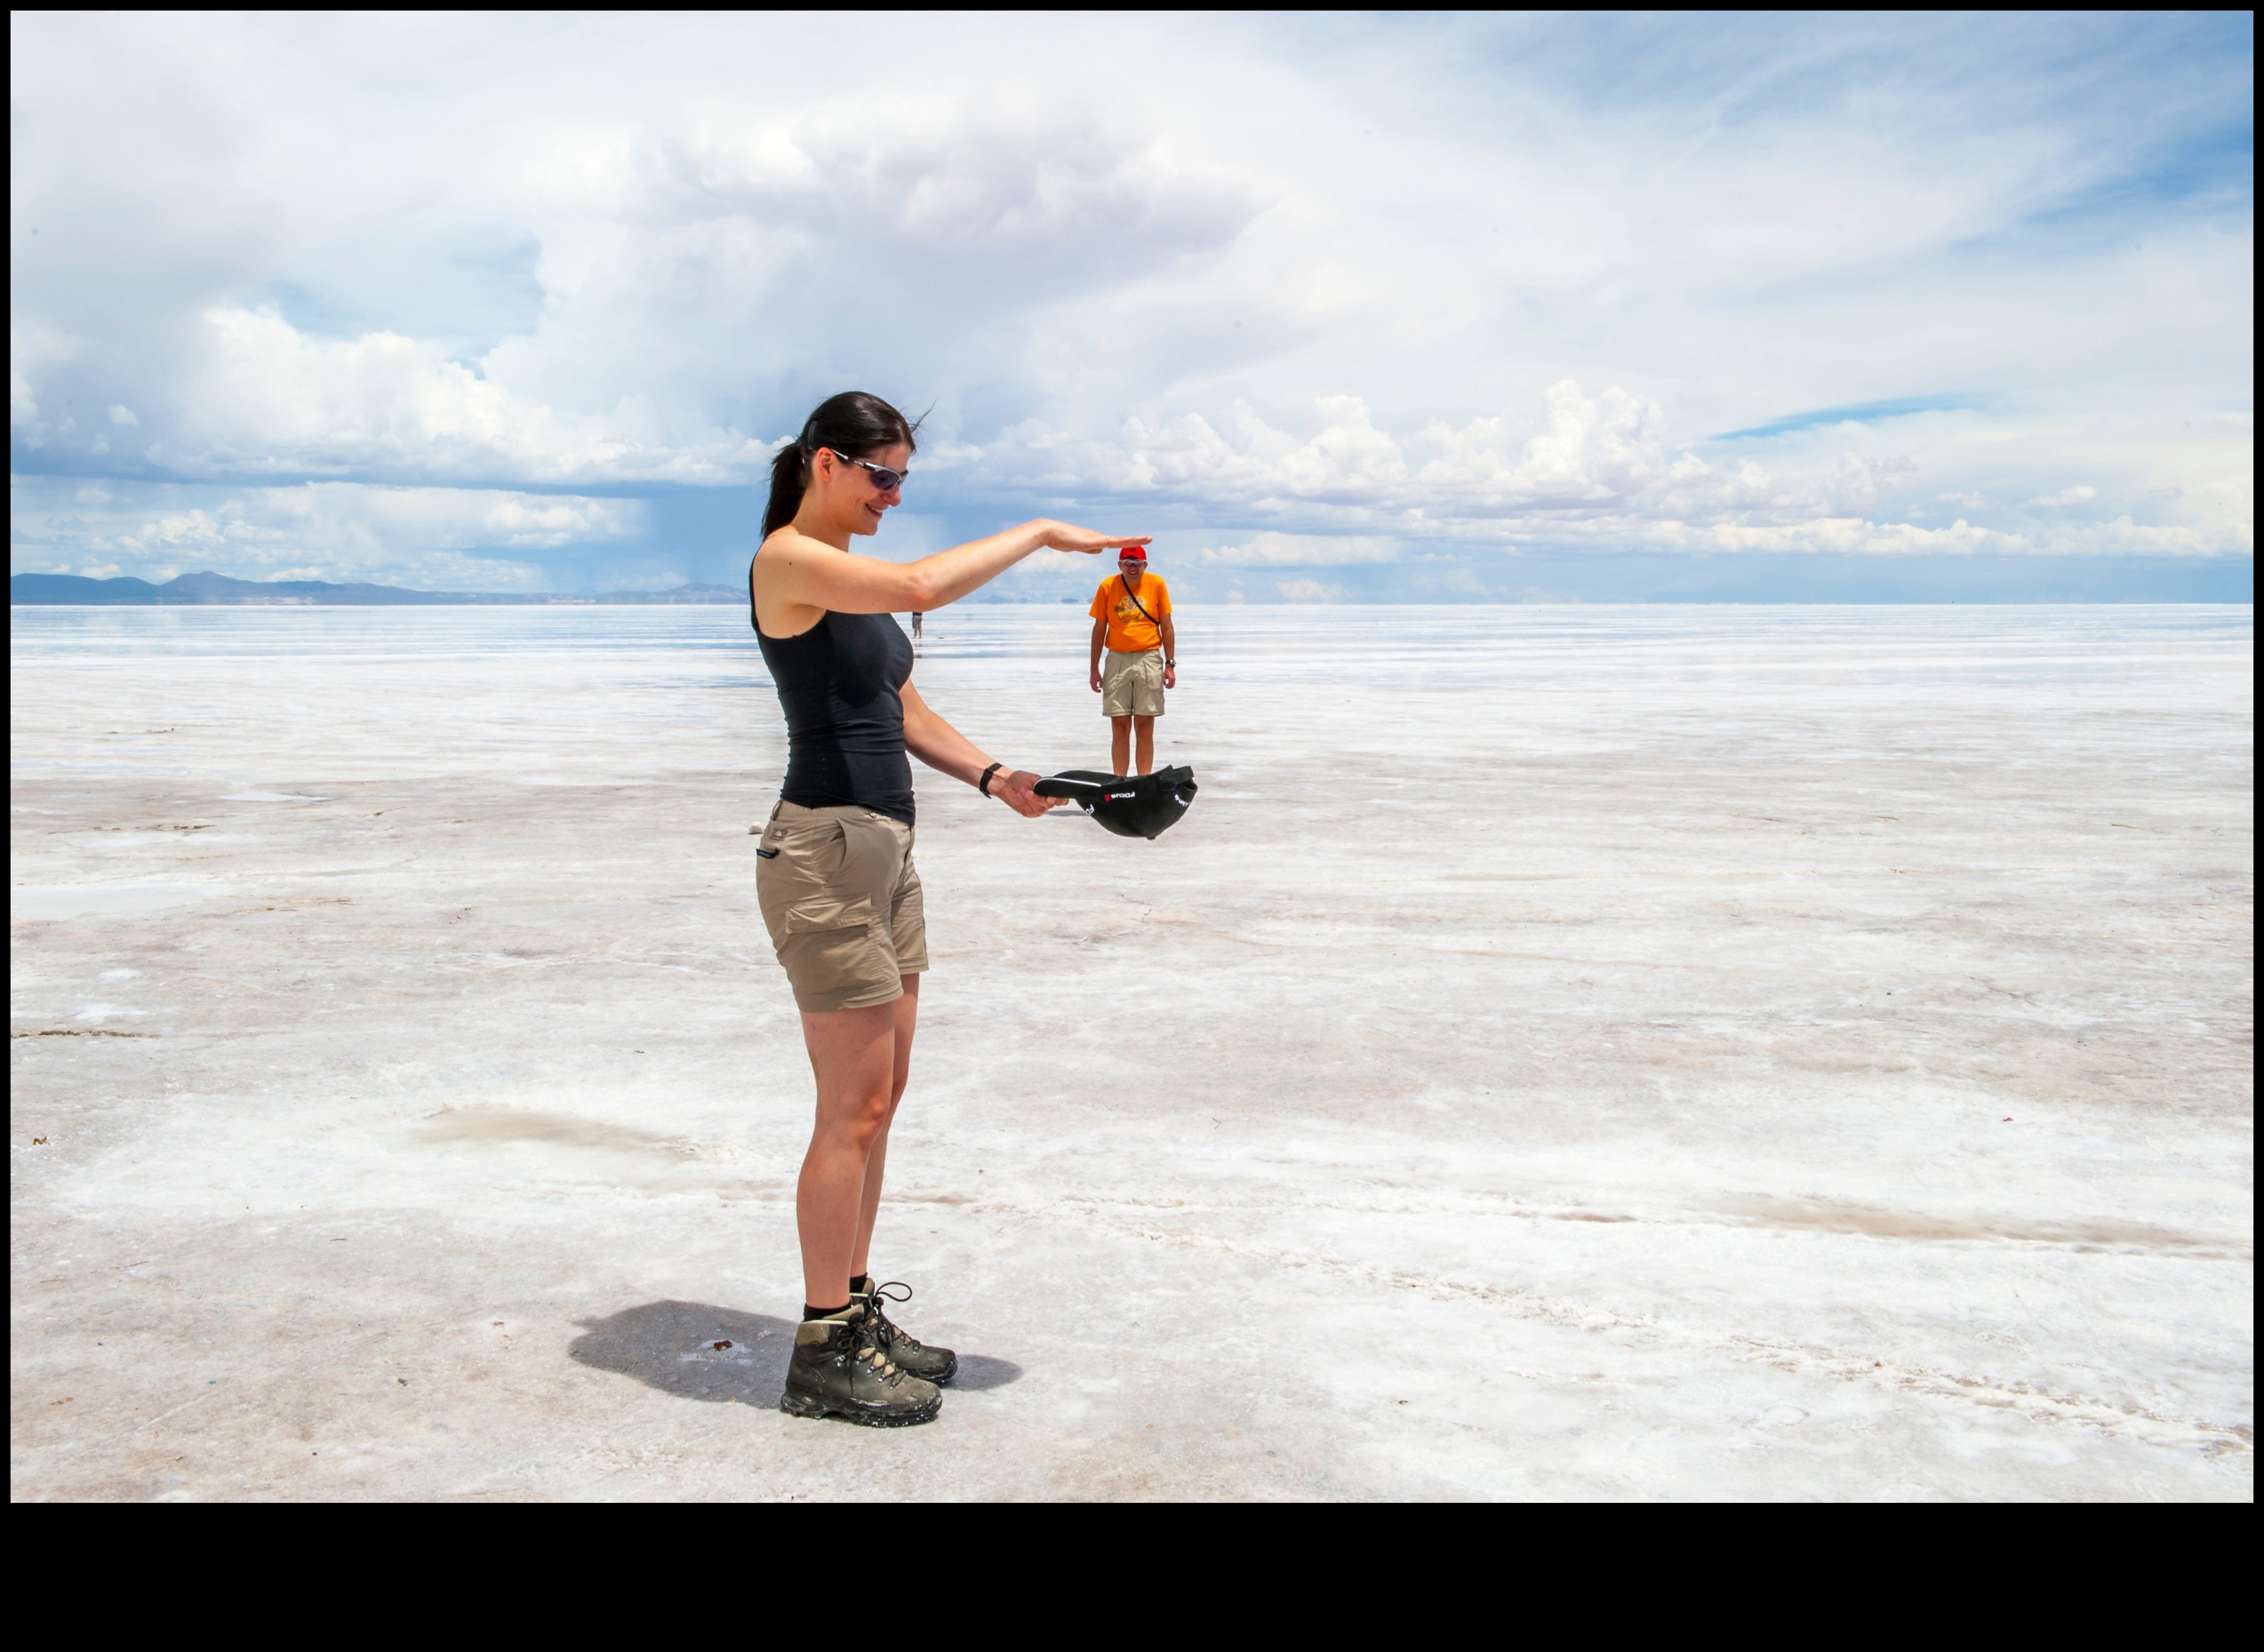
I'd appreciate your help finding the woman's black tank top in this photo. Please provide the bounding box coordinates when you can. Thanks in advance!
[752,564,916,824]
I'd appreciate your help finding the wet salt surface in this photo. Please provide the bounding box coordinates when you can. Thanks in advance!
[10,603,2252,1501]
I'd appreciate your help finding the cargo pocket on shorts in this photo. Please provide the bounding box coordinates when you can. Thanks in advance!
[777,893,890,1004]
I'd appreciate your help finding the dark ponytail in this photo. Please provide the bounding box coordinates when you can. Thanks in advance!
[762,391,922,536]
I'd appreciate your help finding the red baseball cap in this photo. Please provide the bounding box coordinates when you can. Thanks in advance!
[1118,546,1147,562]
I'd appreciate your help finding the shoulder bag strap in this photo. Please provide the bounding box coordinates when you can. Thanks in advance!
[1119,573,1159,633]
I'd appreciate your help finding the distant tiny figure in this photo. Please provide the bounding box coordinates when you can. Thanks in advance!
[910,610,922,656]
[1088,546,1176,775]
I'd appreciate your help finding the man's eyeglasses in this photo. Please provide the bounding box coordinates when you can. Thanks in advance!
[826,448,908,492]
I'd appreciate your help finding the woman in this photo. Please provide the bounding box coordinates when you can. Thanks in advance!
[751,392,1147,1426]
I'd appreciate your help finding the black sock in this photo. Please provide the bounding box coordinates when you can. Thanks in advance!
[848,1274,871,1295]
[803,1302,851,1321]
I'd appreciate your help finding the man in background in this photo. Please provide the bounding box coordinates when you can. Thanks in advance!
[1088,546,1177,776]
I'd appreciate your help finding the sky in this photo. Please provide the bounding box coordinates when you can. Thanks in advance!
[9,12,2253,602]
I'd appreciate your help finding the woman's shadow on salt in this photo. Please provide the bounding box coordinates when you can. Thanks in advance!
[568,1301,1023,1407]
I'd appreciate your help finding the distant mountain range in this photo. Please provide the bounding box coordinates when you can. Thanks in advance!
[10,571,743,605]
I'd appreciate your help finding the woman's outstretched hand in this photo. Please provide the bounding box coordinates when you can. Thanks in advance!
[995,769,1065,818]
[1038,521,1151,556]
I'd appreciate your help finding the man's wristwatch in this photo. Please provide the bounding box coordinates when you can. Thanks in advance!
[1164,659,1176,667]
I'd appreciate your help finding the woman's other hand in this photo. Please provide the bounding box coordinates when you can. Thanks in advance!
[995,769,1065,818]
[1039,521,1151,556]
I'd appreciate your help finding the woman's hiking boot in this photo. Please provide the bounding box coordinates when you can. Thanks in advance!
[853,1280,959,1386]
[778,1304,942,1427]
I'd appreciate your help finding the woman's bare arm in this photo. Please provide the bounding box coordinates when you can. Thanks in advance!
[761,520,1147,620]
[901,678,1058,818]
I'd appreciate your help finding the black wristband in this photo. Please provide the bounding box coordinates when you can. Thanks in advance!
[978,761,1003,796]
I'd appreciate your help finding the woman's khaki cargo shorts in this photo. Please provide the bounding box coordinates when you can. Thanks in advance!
[1101,647,1166,718]
[755,800,928,1012]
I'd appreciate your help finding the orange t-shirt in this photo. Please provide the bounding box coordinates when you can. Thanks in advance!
[1090,573,1172,652]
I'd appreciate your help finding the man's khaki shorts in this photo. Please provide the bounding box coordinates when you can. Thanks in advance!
[754,800,928,1012]
[1101,647,1166,718]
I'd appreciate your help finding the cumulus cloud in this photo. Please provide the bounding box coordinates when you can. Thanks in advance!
[968,386,1678,513]
[1196,532,1401,566]
[960,381,2154,552]
[153,306,771,485]
[7,12,2252,591]
[9,477,641,588]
